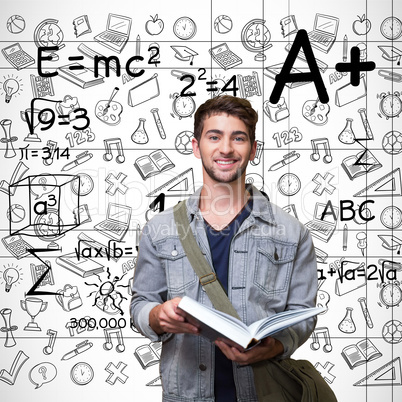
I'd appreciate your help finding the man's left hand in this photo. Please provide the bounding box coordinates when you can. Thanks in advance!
[215,337,284,365]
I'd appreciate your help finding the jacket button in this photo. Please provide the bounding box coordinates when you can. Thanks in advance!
[199,364,207,371]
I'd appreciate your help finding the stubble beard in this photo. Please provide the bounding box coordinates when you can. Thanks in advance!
[201,157,248,184]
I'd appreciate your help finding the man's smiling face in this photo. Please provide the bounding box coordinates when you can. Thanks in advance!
[192,113,257,185]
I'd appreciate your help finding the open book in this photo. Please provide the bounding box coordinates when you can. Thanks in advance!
[134,149,175,180]
[134,341,162,370]
[341,149,382,180]
[178,296,325,350]
[341,338,382,369]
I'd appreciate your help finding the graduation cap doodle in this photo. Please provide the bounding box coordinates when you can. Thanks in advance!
[378,235,402,254]
[171,46,198,65]
[378,45,402,65]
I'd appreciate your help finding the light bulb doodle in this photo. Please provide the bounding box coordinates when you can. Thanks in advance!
[3,78,19,103]
[3,267,20,292]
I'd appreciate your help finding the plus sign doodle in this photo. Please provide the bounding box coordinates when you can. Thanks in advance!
[105,361,128,385]
[335,46,376,86]
[314,362,336,384]
[312,172,336,195]
[105,173,128,196]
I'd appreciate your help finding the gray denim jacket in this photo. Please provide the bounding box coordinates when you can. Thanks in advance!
[130,185,318,402]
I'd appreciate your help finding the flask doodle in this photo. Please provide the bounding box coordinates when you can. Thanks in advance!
[29,362,57,388]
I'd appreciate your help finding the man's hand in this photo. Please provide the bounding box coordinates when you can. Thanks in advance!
[149,297,199,335]
[215,336,284,365]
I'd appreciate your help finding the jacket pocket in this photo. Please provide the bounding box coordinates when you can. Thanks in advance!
[253,239,296,299]
[154,236,197,294]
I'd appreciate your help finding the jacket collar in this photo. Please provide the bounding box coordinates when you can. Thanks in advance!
[186,184,277,226]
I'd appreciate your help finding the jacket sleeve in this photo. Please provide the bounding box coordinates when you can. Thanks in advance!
[130,223,171,342]
[272,227,318,359]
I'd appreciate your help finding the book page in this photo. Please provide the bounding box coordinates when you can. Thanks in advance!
[135,156,158,177]
[342,345,365,367]
[150,150,173,170]
[356,338,381,360]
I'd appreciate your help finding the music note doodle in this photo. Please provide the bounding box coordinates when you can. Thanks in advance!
[310,138,333,164]
[103,328,125,353]
[103,138,125,164]
[310,327,333,353]
[43,329,57,355]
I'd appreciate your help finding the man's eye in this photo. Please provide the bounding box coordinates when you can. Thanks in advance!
[209,136,219,141]
[234,137,245,142]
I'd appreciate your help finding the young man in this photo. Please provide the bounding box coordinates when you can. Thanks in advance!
[131,96,318,402]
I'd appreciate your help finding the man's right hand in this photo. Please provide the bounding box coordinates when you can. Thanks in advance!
[149,297,199,335]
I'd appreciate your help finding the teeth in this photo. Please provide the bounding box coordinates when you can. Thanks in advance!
[217,160,234,165]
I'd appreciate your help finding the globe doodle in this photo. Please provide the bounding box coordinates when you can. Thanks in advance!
[382,130,402,155]
[241,19,272,61]
[175,131,194,155]
[34,19,65,61]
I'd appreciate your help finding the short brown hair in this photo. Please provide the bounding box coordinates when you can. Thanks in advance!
[193,95,258,144]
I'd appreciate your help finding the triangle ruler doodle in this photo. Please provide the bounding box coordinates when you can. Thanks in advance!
[354,168,402,197]
[354,357,402,386]
[146,168,194,197]
[146,375,162,386]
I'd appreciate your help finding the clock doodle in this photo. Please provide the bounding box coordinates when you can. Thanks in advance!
[173,17,197,40]
[380,206,402,229]
[171,94,196,119]
[70,362,94,385]
[380,16,402,40]
[277,173,301,196]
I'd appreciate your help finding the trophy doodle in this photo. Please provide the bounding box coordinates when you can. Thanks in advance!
[20,297,48,331]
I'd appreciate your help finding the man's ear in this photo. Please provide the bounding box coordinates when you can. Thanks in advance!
[192,137,201,159]
[249,140,257,161]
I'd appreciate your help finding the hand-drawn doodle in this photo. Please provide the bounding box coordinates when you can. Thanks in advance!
[277,173,301,196]
[103,328,125,352]
[6,15,26,34]
[310,138,333,163]
[312,172,335,196]
[57,63,105,88]
[61,340,93,360]
[103,138,125,163]
[134,149,175,180]
[94,202,132,241]
[145,14,164,35]
[6,203,25,223]
[34,19,65,61]
[379,282,402,308]
[43,329,57,355]
[354,168,402,197]
[338,307,356,333]
[280,15,298,37]
[341,339,381,369]
[30,73,55,98]
[358,297,374,328]
[146,168,195,198]
[380,206,402,229]
[310,327,333,353]
[1,234,33,259]
[263,97,290,122]
[307,13,339,53]
[302,98,330,125]
[173,17,197,40]
[131,118,149,144]
[380,16,402,40]
[72,15,91,37]
[382,131,402,154]
[70,362,94,385]
[150,108,166,139]
[209,43,242,70]
[382,320,402,344]
[134,341,162,369]
[354,357,402,386]
[56,252,103,277]
[94,14,132,53]
[105,173,128,196]
[341,149,382,180]
[1,308,18,347]
[241,19,272,61]
[175,131,193,154]
[171,46,198,65]
[1,43,35,70]
[352,14,372,35]
[171,93,196,119]
[305,202,338,243]
[1,77,22,103]
[30,261,54,288]
[128,73,159,107]
[95,87,122,125]
[314,362,335,384]
[250,140,263,166]
[55,284,83,312]
[0,350,29,385]
[20,297,48,331]
[378,235,402,254]
[105,362,128,385]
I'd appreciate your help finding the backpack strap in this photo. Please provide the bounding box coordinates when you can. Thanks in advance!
[173,200,240,319]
